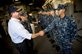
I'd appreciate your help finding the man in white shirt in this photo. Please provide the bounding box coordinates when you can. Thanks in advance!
[8,6,42,54]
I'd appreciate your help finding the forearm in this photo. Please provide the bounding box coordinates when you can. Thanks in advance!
[31,33,39,38]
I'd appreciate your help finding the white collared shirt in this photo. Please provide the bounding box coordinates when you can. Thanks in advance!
[8,17,32,43]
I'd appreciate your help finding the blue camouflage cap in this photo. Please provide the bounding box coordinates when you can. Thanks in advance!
[57,4,66,10]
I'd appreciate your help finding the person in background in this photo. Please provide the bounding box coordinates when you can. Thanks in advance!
[8,6,43,54]
[0,19,7,54]
[39,4,77,54]
[19,12,34,54]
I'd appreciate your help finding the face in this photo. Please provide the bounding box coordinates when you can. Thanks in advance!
[55,10,59,16]
[20,15,28,21]
[42,12,47,15]
[11,12,20,18]
[58,9,65,16]
[49,10,55,15]
[46,11,50,15]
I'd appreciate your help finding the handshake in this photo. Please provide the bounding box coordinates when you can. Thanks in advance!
[32,30,45,38]
[37,30,45,36]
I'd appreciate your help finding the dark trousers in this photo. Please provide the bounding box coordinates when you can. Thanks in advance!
[14,39,33,54]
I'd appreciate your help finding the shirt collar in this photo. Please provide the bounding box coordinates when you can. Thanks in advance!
[11,17,20,22]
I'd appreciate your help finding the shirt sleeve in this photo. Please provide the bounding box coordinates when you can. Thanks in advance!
[70,18,77,40]
[14,22,32,40]
[44,19,56,33]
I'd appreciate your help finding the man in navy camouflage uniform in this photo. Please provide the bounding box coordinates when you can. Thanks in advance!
[38,10,48,29]
[38,8,60,50]
[38,9,59,40]
[39,4,77,54]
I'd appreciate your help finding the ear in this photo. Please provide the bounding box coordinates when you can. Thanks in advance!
[11,12,14,16]
[62,9,65,13]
